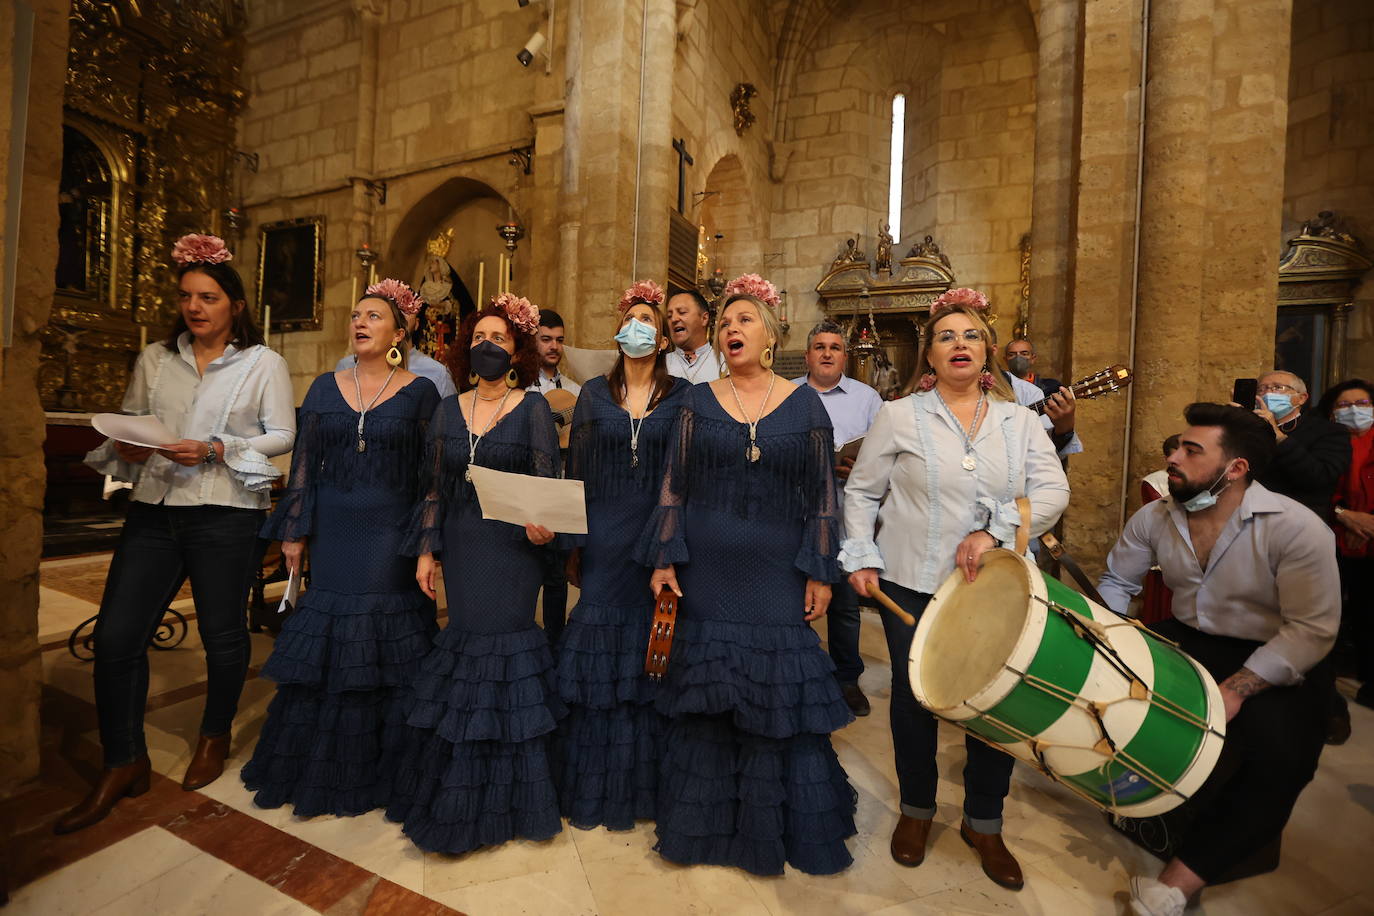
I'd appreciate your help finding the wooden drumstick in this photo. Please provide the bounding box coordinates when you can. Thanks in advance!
[865,583,917,627]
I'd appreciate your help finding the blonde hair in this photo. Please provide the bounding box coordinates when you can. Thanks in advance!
[718,294,787,364]
[906,304,1015,401]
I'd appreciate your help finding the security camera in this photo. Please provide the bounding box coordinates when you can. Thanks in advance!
[516,30,546,67]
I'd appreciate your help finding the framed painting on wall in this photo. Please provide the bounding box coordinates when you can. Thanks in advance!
[257,216,324,332]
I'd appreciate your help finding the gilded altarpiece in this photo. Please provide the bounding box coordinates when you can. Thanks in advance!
[42,0,246,412]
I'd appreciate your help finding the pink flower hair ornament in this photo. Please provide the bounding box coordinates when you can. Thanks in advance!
[171,234,233,266]
[365,278,426,316]
[929,287,991,317]
[722,273,781,310]
[491,292,540,335]
[617,280,666,315]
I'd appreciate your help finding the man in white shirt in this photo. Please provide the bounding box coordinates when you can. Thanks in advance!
[528,309,582,398]
[792,320,883,716]
[1097,403,1339,916]
[336,304,455,399]
[664,290,723,383]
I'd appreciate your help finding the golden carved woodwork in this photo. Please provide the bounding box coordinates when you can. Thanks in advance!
[43,0,246,413]
[1277,214,1372,388]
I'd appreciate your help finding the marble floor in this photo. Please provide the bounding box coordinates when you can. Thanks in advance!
[4,554,1374,915]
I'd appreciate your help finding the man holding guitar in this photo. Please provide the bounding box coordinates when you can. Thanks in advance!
[530,309,580,647]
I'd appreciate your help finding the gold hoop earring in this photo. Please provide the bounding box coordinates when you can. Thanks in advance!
[760,346,774,369]
[386,345,403,367]
[505,368,520,389]
[468,372,480,388]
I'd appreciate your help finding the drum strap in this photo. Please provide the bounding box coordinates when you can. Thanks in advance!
[1038,531,1109,607]
[1014,497,1031,555]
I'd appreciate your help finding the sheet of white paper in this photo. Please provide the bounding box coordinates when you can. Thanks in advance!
[277,567,302,615]
[469,465,588,534]
[561,346,618,385]
[91,413,179,449]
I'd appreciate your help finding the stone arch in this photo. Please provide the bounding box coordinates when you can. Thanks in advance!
[699,153,765,283]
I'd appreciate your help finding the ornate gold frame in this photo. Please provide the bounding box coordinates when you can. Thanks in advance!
[256,216,325,332]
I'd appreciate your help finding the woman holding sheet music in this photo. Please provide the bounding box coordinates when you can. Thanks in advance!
[554,281,689,830]
[241,279,439,818]
[839,289,1070,890]
[384,293,566,855]
[59,235,294,835]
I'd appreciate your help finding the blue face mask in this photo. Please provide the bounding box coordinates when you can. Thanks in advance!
[1334,405,1374,433]
[1262,392,1294,418]
[615,318,659,358]
[1179,461,1235,513]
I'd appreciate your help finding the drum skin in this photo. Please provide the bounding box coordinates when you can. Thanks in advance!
[907,549,1226,817]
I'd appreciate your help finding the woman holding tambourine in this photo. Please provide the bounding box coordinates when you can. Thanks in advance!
[840,288,1069,890]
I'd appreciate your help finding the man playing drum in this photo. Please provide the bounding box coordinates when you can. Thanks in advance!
[1098,403,1340,916]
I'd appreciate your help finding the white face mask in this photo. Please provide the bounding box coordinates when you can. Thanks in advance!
[1178,460,1236,513]
[1334,405,1374,434]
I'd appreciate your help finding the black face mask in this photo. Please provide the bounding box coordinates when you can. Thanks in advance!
[469,340,513,380]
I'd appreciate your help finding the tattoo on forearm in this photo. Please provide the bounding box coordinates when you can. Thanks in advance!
[1221,667,1271,699]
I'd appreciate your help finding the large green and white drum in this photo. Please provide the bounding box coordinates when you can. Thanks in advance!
[907,549,1225,817]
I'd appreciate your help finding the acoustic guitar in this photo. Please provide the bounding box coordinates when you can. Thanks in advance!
[543,388,578,450]
[1027,365,1133,412]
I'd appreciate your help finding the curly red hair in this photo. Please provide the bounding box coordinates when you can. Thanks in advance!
[446,305,541,392]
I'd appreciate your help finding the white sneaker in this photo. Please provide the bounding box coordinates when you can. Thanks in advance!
[1128,876,1187,916]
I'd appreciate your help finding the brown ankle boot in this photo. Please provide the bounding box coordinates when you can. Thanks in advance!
[181,733,231,791]
[54,756,152,835]
[960,821,1024,890]
[890,814,934,867]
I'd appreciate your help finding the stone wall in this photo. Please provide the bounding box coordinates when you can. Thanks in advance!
[1,0,69,796]
[1285,0,1374,383]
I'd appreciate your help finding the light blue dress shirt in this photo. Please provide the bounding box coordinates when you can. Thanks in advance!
[790,373,883,452]
[335,350,456,400]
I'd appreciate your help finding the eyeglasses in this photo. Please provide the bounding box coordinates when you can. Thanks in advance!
[1336,399,1373,409]
[1256,383,1298,394]
[933,329,984,345]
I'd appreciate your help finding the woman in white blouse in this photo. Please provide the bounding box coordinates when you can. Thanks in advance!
[841,289,1069,890]
[58,235,296,834]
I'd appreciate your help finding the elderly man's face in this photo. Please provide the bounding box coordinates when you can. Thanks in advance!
[1257,371,1307,417]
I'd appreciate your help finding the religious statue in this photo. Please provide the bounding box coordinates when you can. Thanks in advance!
[876,222,894,273]
[832,236,867,269]
[907,234,951,268]
[730,83,757,136]
[1298,210,1358,245]
[418,228,457,314]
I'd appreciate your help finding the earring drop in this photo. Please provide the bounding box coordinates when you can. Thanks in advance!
[386,345,403,367]
[505,368,520,389]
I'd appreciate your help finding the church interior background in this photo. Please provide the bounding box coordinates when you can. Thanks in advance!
[2,0,1373,912]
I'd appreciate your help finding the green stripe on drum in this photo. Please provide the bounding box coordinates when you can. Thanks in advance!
[968,594,1098,745]
[1043,574,1092,617]
[1062,636,1211,808]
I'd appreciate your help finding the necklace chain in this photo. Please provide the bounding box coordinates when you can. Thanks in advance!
[933,387,986,471]
[625,383,655,468]
[353,366,397,453]
[466,386,514,481]
[727,372,777,463]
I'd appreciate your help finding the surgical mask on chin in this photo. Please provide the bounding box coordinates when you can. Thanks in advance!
[1179,462,1236,513]
[1007,355,1031,377]
[1262,392,1294,417]
[1334,405,1374,434]
[615,319,659,358]
[469,340,513,380]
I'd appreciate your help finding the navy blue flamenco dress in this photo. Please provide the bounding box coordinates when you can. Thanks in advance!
[243,373,441,817]
[636,382,857,875]
[554,375,689,830]
[385,391,566,854]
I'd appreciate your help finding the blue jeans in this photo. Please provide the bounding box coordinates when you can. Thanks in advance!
[93,502,261,767]
[879,578,1014,833]
[827,577,864,685]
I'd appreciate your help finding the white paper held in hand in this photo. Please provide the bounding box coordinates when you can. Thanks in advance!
[91,413,179,449]
[468,465,588,534]
[277,566,302,615]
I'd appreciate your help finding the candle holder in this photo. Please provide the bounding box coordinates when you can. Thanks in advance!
[706,267,726,300]
[496,220,525,254]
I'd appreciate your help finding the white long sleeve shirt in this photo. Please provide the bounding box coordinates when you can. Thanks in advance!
[839,391,1070,594]
[85,333,296,510]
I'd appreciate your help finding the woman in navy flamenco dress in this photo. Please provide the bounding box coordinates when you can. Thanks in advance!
[244,280,439,817]
[386,294,566,855]
[555,281,689,830]
[639,276,857,875]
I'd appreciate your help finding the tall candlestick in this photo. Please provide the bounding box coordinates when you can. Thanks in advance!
[139,325,147,350]
[263,304,271,346]
[477,261,485,305]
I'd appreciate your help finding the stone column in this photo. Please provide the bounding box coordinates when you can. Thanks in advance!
[1027,0,1082,380]
[632,0,676,281]
[0,0,70,796]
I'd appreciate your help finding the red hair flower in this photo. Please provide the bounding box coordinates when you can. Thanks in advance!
[171,234,233,266]
[492,292,540,334]
[722,273,781,309]
[365,278,426,315]
[930,287,990,317]
[617,279,665,314]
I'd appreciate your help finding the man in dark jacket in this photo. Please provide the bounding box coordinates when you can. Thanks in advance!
[1253,369,1352,744]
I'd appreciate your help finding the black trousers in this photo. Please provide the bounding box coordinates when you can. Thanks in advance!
[827,577,865,685]
[1151,619,1330,883]
[538,546,569,650]
[1337,555,1374,685]
[93,502,262,767]
[880,579,1015,830]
